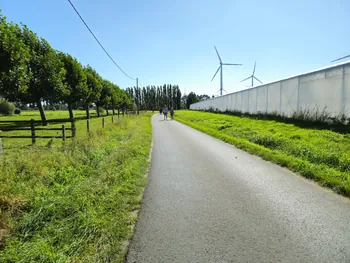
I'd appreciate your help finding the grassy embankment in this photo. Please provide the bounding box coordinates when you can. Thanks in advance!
[176,110,350,196]
[0,112,152,262]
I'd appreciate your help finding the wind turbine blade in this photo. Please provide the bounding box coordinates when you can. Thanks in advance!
[240,76,252,83]
[254,76,263,84]
[253,61,256,76]
[211,66,221,81]
[214,46,222,63]
[222,63,242,66]
[331,55,350,63]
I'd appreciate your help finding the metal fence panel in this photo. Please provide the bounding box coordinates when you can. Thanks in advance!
[281,77,298,117]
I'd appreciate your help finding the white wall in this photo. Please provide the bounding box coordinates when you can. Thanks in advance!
[190,61,350,117]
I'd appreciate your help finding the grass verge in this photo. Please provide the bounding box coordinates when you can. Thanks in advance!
[175,110,350,197]
[0,114,152,262]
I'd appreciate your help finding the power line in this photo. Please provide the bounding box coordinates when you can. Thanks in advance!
[67,0,135,80]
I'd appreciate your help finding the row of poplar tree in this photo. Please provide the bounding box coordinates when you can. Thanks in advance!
[126,85,182,112]
[0,11,133,123]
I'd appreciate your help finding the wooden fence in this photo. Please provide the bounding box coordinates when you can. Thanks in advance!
[0,115,119,146]
[0,119,76,145]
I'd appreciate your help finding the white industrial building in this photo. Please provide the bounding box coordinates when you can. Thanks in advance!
[190,61,350,118]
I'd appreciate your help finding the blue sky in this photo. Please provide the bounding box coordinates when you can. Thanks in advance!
[1,0,349,96]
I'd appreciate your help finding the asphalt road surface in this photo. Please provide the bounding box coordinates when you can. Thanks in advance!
[126,114,350,263]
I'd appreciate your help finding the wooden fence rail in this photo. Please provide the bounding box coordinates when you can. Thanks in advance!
[0,119,76,145]
[0,115,120,146]
[0,118,75,123]
[0,127,73,131]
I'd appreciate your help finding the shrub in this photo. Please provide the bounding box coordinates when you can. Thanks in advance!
[331,114,348,125]
[21,104,29,110]
[291,106,332,124]
[0,99,15,116]
[14,108,21,114]
[13,102,28,110]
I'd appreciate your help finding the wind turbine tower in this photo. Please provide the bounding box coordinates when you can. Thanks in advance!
[240,62,263,87]
[211,46,242,96]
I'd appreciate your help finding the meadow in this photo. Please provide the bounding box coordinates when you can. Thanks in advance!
[0,111,152,262]
[175,110,350,196]
[0,110,120,149]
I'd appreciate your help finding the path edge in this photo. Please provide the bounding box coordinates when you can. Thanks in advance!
[120,130,154,262]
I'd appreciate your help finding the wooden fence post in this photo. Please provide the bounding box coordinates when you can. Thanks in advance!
[31,119,36,145]
[62,125,66,141]
[87,119,90,132]
[0,130,2,154]
[102,117,105,128]
[71,119,76,138]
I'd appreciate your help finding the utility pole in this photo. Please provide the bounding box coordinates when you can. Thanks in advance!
[136,78,139,115]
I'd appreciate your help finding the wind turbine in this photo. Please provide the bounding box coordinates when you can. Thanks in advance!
[331,55,350,63]
[240,62,263,87]
[211,46,242,96]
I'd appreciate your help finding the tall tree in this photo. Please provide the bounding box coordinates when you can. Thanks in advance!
[0,13,30,101]
[198,94,210,101]
[186,92,199,109]
[162,84,167,106]
[176,86,182,109]
[126,84,182,111]
[111,84,122,115]
[181,95,188,109]
[58,52,87,119]
[120,91,132,115]
[98,80,113,116]
[84,66,102,118]
[19,25,65,124]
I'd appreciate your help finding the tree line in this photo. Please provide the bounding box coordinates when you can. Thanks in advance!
[124,87,214,112]
[182,92,212,109]
[0,11,132,123]
[126,85,182,112]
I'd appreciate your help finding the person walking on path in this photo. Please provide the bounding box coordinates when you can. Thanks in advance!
[159,108,163,115]
[163,106,168,121]
[170,107,174,120]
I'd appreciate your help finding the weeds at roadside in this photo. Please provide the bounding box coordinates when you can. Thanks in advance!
[203,106,350,134]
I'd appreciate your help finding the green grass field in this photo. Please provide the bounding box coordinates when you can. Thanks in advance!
[0,112,152,262]
[175,110,350,197]
[0,110,121,149]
